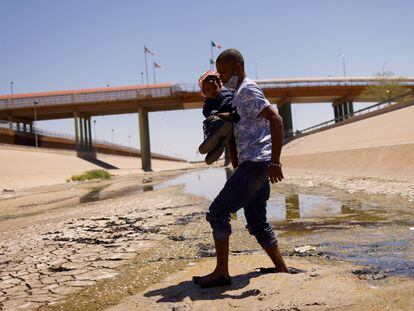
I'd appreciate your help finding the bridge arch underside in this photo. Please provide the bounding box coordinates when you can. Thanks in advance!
[2,83,413,171]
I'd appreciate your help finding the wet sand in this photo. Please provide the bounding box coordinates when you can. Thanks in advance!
[1,164,413,311]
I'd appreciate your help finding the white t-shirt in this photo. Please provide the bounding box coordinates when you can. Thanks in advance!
[232,77,272,164]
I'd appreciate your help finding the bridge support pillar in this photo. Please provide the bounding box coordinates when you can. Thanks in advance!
[87,117,92,151]
[7,117,13,130]
[333,99,354,123]
[277,100,293,137]
[138,107,152,172]
[74,112,80,150]
[83,117,88,151]
[79,116,84,149]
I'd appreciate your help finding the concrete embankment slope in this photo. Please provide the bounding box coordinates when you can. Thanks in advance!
[0,145,193,190]
[281,105,414,179]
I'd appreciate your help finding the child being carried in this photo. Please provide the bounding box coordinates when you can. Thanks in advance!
[197,70,240,165]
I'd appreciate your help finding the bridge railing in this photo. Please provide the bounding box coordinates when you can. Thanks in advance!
[257,79,414,89]
[0,86,174,110]
[2,78,414,111]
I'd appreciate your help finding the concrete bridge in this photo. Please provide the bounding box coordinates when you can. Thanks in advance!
[1,77,413,171]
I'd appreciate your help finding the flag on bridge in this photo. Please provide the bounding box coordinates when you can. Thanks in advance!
[211,40,221,49]
[153,62,162,69]
[144,46,155,55]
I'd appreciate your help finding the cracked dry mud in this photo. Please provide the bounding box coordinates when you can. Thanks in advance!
[0,180,209,311]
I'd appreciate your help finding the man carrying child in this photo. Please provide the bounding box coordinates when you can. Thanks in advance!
[193,49,289,288]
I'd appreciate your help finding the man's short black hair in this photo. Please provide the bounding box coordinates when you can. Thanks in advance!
[216,49,244,66]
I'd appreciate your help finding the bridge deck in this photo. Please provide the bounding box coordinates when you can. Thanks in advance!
[1,77,413,121]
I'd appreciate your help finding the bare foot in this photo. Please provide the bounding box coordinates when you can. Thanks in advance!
[192,270,231,288]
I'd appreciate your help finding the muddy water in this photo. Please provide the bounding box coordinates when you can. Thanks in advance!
[7,166,410,311]
[151,167,414,277]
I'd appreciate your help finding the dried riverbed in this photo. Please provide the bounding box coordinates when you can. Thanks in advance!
[1,166,413,310]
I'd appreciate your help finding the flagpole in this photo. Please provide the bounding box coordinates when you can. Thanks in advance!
[144,46,149,86]
[210,42,213,70]
[153,63,156,84]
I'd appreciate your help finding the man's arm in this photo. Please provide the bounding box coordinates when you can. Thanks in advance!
[259,105,284,183]
[228,131,239,169]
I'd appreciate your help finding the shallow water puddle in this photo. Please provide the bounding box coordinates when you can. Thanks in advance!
[155,167,414,277]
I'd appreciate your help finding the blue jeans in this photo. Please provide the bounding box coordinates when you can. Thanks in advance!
[206,160,277,248]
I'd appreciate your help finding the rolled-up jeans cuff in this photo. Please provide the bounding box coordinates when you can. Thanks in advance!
[259,238,278,249]
[212,229,231,240]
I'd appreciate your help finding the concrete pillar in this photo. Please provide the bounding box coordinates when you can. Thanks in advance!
[16,122,20,132]
[343,101,349,117]
[333,98,354,122]
[83,117,88,150]
[29,124,33,133]
[277,100,293,137]
[8,117,13,130]
[74,112,80,150]
[138,107,152,171]
[79,117,84,150]
[87,117,92,151]
[347,101,354,116]
[333,100,344,123]
[333,105,339,121]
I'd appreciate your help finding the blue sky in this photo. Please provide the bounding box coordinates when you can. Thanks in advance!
[1,0,413,160]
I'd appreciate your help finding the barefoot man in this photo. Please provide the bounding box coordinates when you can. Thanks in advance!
[193,49,289,288]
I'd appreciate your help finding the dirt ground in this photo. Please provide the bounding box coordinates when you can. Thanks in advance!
[1,164,413,311]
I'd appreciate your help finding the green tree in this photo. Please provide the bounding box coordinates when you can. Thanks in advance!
[360,71,408,103]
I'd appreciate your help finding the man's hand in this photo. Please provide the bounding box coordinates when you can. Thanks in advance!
[268,165,284,183]
[217,112,232,121]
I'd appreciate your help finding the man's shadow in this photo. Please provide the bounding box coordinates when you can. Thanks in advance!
[144,271,263,303]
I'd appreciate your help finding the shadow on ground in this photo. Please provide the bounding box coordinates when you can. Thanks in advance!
[144,271,263,303]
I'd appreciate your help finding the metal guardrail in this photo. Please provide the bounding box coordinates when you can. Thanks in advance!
[258,80,414,90]
[0,120,185,160]
[0,86,174,110]
[0,121,137,151]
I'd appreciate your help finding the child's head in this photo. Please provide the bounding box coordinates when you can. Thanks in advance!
[198,70,222,99]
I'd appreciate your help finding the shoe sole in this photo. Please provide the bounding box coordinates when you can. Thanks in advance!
[199,121,233,154]
[205,144,224,165]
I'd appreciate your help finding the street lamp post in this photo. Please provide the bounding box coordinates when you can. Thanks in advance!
[9,81,14,107]
[93,120,97,152]
[140,72,144,85]
[339,54,346,77]
[386,89,391,106]
[33,101,38,148]
[128,135,131,156]
[111,129,114,155]
[382,60,389,76]
[93,120,97,140]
